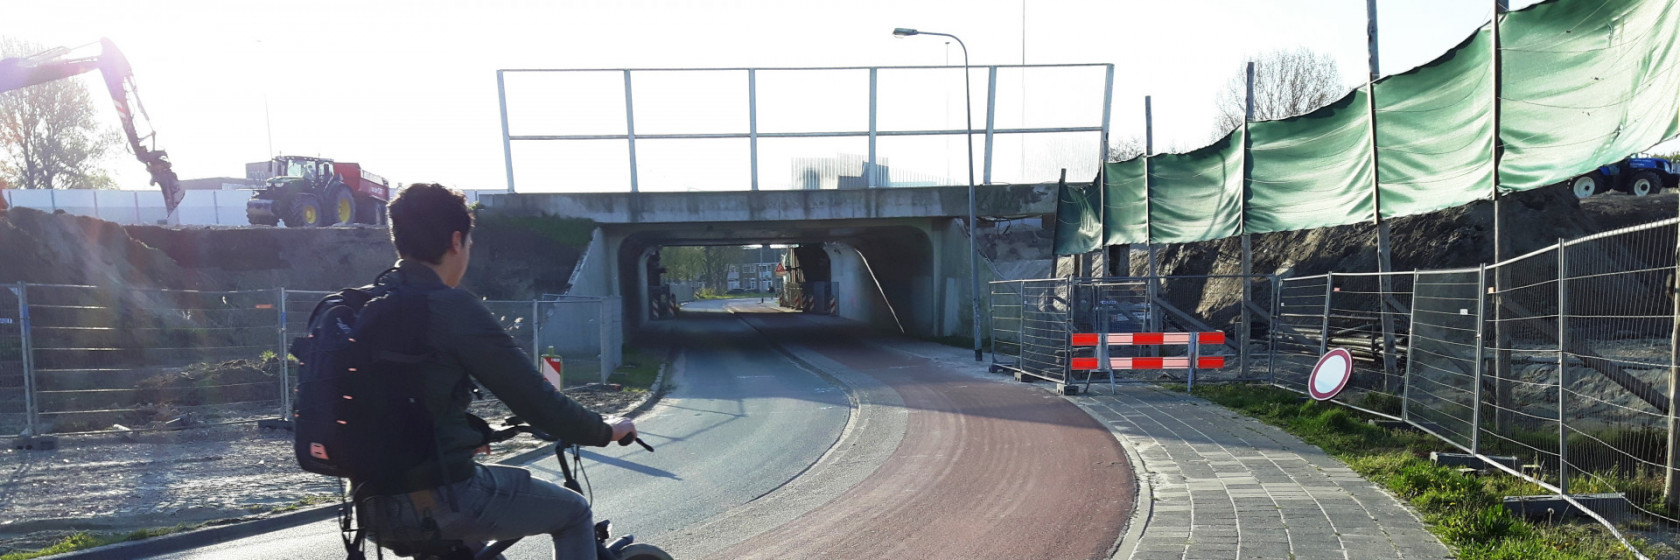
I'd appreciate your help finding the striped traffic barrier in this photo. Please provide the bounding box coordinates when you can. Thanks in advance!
[829,297,837,315]
[1070,331,1226,393]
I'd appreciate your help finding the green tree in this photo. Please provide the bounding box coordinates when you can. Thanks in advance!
[0,37,121,190]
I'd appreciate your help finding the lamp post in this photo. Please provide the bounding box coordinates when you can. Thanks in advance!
[894,27,983,362]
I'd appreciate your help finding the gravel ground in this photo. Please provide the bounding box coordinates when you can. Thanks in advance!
[0,386,647,555]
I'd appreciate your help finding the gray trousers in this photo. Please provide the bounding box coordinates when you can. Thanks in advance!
[363,464,596,559]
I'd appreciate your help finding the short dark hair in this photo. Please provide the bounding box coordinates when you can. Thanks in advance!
[388,183,473,264]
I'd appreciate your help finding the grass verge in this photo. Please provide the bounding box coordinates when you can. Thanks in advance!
[608,346,664,391]
[1189,383,1650,560]
[0,527,192,560]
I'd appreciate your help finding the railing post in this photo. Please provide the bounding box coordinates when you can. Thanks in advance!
[623,70,639,194]
[1188,336,1200,392]
[498,70,516,193]
[15,282,36,437]
[984,66,998,185]
[1558,240,1570,495]
[748,69,759,191]
[277,287,290,419]
[868,67,878,188]
[1472,264,1487,455]
[1320,273,1334,356]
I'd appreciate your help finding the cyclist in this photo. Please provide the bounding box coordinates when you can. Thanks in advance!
[359,183,636,559]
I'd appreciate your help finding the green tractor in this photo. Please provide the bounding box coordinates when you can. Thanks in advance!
[245,156,391,227]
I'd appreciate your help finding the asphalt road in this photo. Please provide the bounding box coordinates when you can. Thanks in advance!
[152,298,1134,559]
[154,299,850,560]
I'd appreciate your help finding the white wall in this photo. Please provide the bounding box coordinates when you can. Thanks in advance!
[3,188,496,227]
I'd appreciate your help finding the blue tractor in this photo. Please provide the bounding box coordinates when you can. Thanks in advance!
[1566,156,1679,198]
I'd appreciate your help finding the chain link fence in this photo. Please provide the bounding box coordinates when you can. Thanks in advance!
[4,285,624,439]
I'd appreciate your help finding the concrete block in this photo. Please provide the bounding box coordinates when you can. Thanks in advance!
[1431,452,1516,471]
[1504,493,1630,524]
[11,435,57,451]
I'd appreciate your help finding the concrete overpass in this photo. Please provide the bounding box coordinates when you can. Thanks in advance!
[479,184,1059,337]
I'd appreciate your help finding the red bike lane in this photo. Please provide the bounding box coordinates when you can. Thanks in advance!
[708,325,1135,559]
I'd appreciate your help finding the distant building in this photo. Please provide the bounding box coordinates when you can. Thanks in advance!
[726,261,782,292]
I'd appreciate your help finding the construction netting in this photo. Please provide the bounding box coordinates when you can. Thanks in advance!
[1056,0,1680,254]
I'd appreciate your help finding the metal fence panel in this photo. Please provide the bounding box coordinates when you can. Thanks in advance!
[1273,275,1332,392]
[0,286,24,435]
[1481,245,1564,487]
[1558,219,1678,526]
[21,285,283,435]
[1406,268,1483,452]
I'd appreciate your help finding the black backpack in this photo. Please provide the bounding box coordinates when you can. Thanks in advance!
[289,271,438,483]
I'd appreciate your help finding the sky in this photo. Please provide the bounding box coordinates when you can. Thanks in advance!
[3,0,1604,194]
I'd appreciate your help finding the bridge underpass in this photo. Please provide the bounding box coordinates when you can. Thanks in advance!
[480,183,1060,339]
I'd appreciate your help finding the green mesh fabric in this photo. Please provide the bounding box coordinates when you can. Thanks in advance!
[1246,88,1376,233]
[1148,129,1245,243]
[1375,27,1497,219]
[1054,0,1680,255]
[1103,157,1149,245]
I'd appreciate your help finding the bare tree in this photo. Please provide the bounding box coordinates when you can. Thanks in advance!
[0,37,120,190]
[1108,136,1144,162]
[1212,48,1347,139]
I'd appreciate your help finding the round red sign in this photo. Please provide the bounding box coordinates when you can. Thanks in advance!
[1308,348,1354,401]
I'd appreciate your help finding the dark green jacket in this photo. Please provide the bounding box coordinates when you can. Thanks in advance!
[373,259,613,494]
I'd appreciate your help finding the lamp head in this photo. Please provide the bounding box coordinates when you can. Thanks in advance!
[892,28,919,37]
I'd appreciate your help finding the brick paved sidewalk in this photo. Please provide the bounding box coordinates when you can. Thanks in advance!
[1071,384,1453,560]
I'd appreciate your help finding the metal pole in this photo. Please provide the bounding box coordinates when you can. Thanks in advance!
[1189,338,1200,392]
[1473,264,1488,455]
[1144,96,1159,290]
[497,70,516,194]
[984,67,998,185]
[623,70,640,194]
[868,68,878,188]
[16,282,36,436]
[1489,0,1515,436]
[1320,273,1334,356]
[599,299,613,385]
[277,287,290,418]
[749,69,759,191]
[1100,64,1114,169]
[1241,62,1255,380]
[1368,0,1401,394]
[956,38,983,362]
[1558,239,1570,495]
[532,299,542,369]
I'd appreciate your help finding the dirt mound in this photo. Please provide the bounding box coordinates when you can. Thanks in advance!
[0,206,585,298]
[1149,184,1674,325]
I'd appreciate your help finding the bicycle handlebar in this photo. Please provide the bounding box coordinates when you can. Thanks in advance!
[495,418,654,452]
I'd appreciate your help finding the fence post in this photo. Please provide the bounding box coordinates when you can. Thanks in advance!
[1668,220,1680,510]
[1403,270,1420,423]
[1269,275,1280,385]
[1319,273,1334,356]
[1558,239,1570,496]
[277,287,290,419]
[532,299,542,370]
[1472,264,1487,455]
[15,282,36,437]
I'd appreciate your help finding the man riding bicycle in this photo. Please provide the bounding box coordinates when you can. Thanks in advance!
[359,183,637,559]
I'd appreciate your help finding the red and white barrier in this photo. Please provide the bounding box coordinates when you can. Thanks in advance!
[1070,330,1227,392]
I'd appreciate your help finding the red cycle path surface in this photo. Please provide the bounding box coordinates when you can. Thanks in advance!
[708,330,1135,560]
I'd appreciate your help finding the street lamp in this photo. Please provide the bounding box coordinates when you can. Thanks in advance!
[894,27,983,362]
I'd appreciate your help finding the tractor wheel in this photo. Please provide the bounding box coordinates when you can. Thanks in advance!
[284,193,326,227]
[328,186,357,225]
[1570,172,1605,198]
[1627,170,1662,196]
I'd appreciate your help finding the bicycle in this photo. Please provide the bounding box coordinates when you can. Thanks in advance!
[385,419,673,560]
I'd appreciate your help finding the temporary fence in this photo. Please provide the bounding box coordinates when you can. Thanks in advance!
[1257,217,1680,552]
[988,274,1275,388]
[3,285,624,439]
